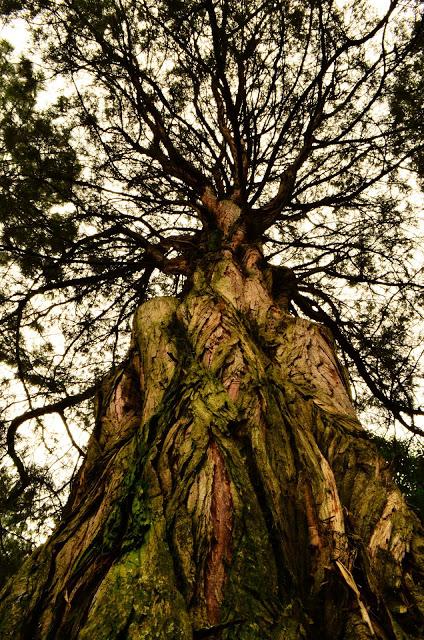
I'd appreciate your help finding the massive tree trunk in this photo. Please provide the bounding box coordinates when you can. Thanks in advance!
[0,206,423,638]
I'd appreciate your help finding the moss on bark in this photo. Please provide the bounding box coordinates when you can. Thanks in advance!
[0,250,422,639]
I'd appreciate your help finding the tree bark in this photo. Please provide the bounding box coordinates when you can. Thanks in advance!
[0,245,423,639]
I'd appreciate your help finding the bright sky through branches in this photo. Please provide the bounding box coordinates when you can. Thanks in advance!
[1,0,392,54]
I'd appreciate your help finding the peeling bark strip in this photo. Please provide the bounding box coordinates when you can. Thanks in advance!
[368,491,409,563]
[205,441,233,625]
[303,481,322,552]
[335,560,375,636]
[0,246,423,640]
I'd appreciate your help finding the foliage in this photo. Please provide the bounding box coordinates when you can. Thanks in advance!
[390,18,424,183]
[0,0,422,537]
[0,467,36,589]
[0,39,79,275]
[372,434,424,521]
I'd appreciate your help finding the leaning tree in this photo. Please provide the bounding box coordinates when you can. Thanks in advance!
[0,0,423,638]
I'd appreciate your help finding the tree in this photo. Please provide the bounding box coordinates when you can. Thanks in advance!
[0,35,84,537]
[0,0,423,637]
[390,16,424,184]
[371,435,424,521]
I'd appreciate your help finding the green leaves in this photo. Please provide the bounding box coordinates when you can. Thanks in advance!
[372,435,424,519]
[0,41,80,277]
[390,20,424,182]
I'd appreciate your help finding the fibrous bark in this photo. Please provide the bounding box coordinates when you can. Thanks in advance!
[0,241,423,638]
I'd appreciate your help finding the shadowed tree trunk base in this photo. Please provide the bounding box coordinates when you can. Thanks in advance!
[0,249,423,639]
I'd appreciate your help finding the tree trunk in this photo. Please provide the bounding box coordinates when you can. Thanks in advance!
[0,245,423,639]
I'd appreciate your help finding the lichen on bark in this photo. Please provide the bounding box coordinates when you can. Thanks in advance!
[0,247,422,639]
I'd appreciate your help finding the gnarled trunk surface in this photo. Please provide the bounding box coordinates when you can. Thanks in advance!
[0,246,423,639]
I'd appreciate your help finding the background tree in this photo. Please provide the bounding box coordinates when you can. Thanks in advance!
[0,35,83,549]
[0,0,423,638]
[0,466,36,590]
[371,435,424,521]
[390,15,424,184]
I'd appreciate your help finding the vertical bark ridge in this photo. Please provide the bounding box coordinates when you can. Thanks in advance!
[205,440,234,625]
[0,249,422,639]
